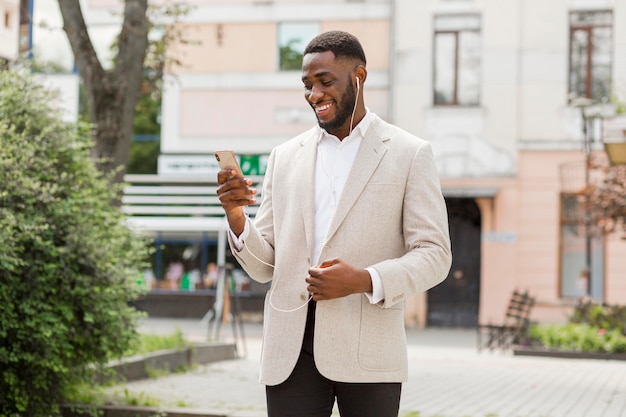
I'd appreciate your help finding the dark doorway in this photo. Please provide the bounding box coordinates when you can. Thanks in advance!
[427,198,481,327]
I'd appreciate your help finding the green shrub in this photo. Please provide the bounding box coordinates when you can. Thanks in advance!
[570,299,626,335]
[529,323,626,353]
[0,68,151,416]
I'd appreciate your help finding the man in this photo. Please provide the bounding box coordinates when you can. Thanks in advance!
[217,31,451,417]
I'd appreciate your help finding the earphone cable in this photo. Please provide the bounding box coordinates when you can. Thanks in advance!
[240,237,313,313]
[349,78,360,137]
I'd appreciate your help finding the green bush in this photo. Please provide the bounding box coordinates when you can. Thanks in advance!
[570,299,626,335]
[529,300,626,354]
[0,68,151,416]
[529,323,626,354]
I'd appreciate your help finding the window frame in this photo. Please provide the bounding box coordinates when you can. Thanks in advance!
[568,10,613,102]
[432,14,482,107]
[277,21,319,72]
[558,193,605,300]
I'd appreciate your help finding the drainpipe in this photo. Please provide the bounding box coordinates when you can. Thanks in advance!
[388,0,396,124]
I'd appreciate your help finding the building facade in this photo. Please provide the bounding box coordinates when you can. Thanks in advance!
[151,0,395,292]
[0,0,23,63]
[156,0,626,327]
[158,0,392,173]
[392,0,626,327]
[11,0,626,327]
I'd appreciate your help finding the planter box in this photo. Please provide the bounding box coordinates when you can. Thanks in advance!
[133,289,265,318]
[62,404,229,417]
[513,346,626,361]
[63,343,240,417]
[103,342,237,383]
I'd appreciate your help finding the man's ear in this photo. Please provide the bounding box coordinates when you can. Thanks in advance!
[355,65,367,85]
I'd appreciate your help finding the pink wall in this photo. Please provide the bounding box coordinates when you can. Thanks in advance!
[442,149,626,327]
[516,151,576,323]
[178,89,390,138]
[606,234,626,305]
[169,20,391,75]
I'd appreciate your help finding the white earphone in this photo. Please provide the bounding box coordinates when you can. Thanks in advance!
[348,76,360,137]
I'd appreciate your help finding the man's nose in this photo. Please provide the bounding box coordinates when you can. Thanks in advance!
[308,84,323,102]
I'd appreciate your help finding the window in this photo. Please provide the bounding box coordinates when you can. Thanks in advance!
[278,22,319,71]
[559,194,604,300]
[433,15,481,106]
[569,11,613,102]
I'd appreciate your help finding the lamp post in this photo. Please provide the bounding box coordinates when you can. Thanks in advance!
[570,97,618,297]
[571,97,596,297]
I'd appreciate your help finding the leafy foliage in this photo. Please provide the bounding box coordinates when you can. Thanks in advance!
[128,140,160,174]
[529,299,626,354]
[280,40,304,71]
[529,323,626,354]
[570,299,626,335]
[578,154,626,237]
[0,68,151,416]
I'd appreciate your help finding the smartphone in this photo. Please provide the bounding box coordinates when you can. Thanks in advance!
[214,149,244,177]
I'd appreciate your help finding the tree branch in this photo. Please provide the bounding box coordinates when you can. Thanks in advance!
[57,0,104,91]
[115,0,149,81]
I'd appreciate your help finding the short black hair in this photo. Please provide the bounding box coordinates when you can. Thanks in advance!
[303,31,366,66]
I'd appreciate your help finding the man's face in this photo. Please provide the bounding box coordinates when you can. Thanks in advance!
[301,51,357,137]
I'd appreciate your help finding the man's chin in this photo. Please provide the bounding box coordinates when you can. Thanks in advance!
[318,118,341,132]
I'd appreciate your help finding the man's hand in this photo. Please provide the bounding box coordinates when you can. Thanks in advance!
[216,168,257,236]
[306,258,373,301]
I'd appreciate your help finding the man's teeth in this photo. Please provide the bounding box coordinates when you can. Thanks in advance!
[316,103,332,113]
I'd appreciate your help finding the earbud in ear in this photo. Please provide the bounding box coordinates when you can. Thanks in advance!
[356,77,360,88]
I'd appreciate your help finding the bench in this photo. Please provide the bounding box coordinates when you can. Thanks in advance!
[477,289,535,351]
[121,175,263,236]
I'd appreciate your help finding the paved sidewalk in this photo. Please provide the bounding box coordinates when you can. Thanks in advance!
[110,317,626,417]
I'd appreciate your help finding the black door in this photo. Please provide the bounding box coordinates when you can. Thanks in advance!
[427,198,481,328]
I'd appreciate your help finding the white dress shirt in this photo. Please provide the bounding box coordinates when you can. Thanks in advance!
[230,110,384,304]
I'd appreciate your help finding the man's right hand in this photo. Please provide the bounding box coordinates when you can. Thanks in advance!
[216,168,257,236]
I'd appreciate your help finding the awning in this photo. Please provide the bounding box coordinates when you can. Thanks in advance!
[442,187,499,199]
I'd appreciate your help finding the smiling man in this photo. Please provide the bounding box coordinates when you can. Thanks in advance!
[302,39,364,138]
[217,31,452,417]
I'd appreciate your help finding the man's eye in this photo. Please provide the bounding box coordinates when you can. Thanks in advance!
[322,80,333,87]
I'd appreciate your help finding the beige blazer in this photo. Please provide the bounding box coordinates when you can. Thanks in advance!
[230,114,452,386]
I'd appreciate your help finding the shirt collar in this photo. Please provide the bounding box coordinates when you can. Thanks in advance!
[317,109,372,144]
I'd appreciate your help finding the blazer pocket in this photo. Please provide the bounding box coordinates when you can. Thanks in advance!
[357,305,405,371]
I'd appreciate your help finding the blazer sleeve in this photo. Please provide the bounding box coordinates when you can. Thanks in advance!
[373,141,452,308]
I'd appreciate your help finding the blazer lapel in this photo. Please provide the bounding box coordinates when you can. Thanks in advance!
[295,129,319,263]
[324,117,389,244]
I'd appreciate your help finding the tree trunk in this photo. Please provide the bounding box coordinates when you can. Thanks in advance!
[58,0,149,186]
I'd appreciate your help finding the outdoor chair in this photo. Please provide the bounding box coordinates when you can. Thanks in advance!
[477,289,535,351]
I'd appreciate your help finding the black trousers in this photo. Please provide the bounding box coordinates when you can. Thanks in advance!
[266,301,402,417]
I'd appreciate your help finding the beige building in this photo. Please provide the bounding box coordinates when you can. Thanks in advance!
[392,0,626,327]
[159,0,392,169]
[0,0,21,62]
[154,0,626,327]
[13,0,626,327]
[157,0,626,327]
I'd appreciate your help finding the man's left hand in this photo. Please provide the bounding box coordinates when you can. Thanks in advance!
[306,258,372,301]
